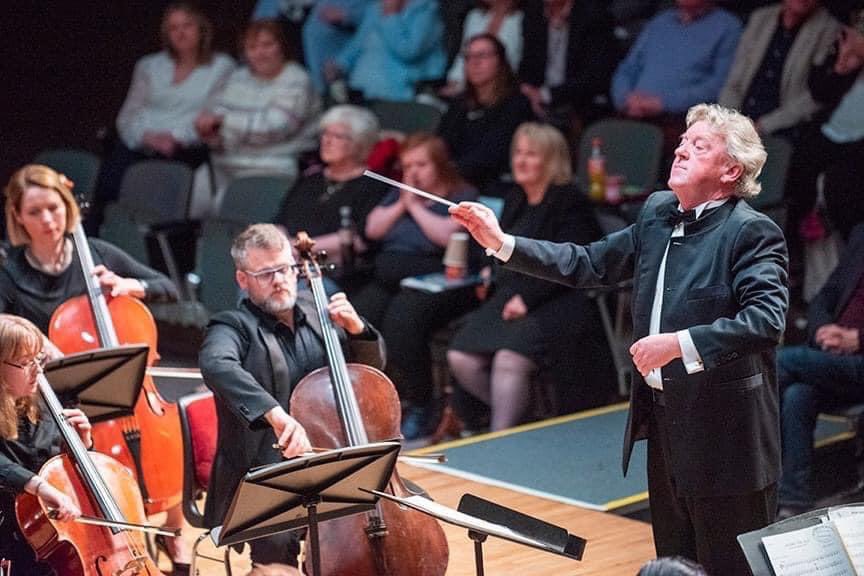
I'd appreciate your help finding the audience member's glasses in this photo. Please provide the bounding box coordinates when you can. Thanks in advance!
[3,353,46,373]
[244,264,297,284]
[322,129,353,142]
[463,50,497,62]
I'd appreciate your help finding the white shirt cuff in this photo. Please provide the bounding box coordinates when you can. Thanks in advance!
[485,234,515,262]
[677,329,704,373]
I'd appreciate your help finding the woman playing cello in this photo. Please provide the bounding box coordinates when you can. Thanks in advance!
[0,314,92,574]
[0,165,189,571]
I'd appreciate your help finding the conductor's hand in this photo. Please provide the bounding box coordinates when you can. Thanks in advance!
[449,202,505,253]
[629,333,681,377]
[265,406,312,458]
[328,292,365,335]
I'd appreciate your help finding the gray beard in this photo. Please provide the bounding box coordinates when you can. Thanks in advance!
[259,292,297,316]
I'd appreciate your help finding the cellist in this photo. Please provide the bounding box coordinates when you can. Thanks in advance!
[0,314,91,575]
[198,224,385,576]
[0,164,190,570]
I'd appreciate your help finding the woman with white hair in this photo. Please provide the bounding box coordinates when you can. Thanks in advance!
[275,105,390,265]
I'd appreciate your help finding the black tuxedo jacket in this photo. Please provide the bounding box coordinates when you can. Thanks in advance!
[199,293,385,526]
[507,191,789,497]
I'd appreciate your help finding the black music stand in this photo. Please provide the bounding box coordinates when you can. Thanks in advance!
[43,345,149,421]
[211,442,401,576]
[366,490,586,576]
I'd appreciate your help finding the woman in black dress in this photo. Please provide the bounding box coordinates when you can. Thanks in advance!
[0,314,93,575]
[447,122,608,431]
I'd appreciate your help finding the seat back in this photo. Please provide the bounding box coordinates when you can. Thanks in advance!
[178,390,217,529]
[34,148,102,204]
[194,219,246,314]
[750,134,792,227]
[116,159,194,223]
[369,99,443,134]
[576,119,664,194]
[218,175,293,223]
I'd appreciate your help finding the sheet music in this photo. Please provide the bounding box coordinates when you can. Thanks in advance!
[829,505,864,521]
[834,516,864,572]
[762,524,857,576]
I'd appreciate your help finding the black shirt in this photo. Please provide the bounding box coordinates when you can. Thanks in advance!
[742,16,801,121]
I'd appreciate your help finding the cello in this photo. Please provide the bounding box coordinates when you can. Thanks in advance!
[16,371,170,576]
[289,233,449,576]
[47,212,183,515]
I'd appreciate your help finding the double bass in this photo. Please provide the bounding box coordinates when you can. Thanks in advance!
[16,372,169,575]
[289,233,449,575]
[48,214,183,515]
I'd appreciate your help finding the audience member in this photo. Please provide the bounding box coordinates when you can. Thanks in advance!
[88,2,235,233]
[195,19,320,217]
[611,0,741,119]
[785,23,864,249]
[438,34,535,189]
[440,0,524,97]
[275,105,390,267]
[518,0,618,130]
[327,0,446,102]
[352,134,476,319]
[302,1,372,94]
[637,556,708,576]
[719,0,840,140]
[447,123,604,432]
[777,222,864,518]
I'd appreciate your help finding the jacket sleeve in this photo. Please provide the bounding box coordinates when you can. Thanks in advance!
[0,450,35,494]
[199,315,280,429]
[92,240,179,303]
[346,320,387,370]
[688,216,789,369]
[116,57,153,149]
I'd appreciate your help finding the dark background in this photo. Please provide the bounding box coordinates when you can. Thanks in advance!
[0,1,256,187]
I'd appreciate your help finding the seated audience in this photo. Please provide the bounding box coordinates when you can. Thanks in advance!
[195,19,320,216]
[438,33,534,189]
[440,0,524,97]
[302,1,372,94]
[328,0,446,102]
[88,2,235,233]
[275,105,390,267]
[518,0,618,129]
[719,0,840,140]
[351,135,476,439]
[777,222,864,518]
[785,23,864,250]
[611,0,741,119]
[447,122,605,432]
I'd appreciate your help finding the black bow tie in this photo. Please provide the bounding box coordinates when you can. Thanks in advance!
[665,207,697,226]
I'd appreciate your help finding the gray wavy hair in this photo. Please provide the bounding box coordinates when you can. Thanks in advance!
[320,105,380,161]
[686,103,766,198]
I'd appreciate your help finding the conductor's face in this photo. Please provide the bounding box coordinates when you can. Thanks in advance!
[668,120,740,208]
[237,245,298,316]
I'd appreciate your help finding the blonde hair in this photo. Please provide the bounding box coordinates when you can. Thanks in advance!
[511,122,572,186]
[686,103,766,198]
[231,224,291,269]
[3,164,80,246]
[0,315,44,440]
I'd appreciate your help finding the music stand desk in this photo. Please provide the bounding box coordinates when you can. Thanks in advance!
[43,345,149,420]
[367,490,586,576]
[212,442,401,576]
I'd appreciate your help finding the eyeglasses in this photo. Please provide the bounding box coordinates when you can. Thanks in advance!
[243,264,297,284]
[321,129,353,142]
[3,354,46,373]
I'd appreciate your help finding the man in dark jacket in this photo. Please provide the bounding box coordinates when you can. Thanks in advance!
[199,224,385,574]
[451,103,789,575]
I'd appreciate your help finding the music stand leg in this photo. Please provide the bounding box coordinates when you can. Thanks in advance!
[468,530,487,576]
[304,496,323,576]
